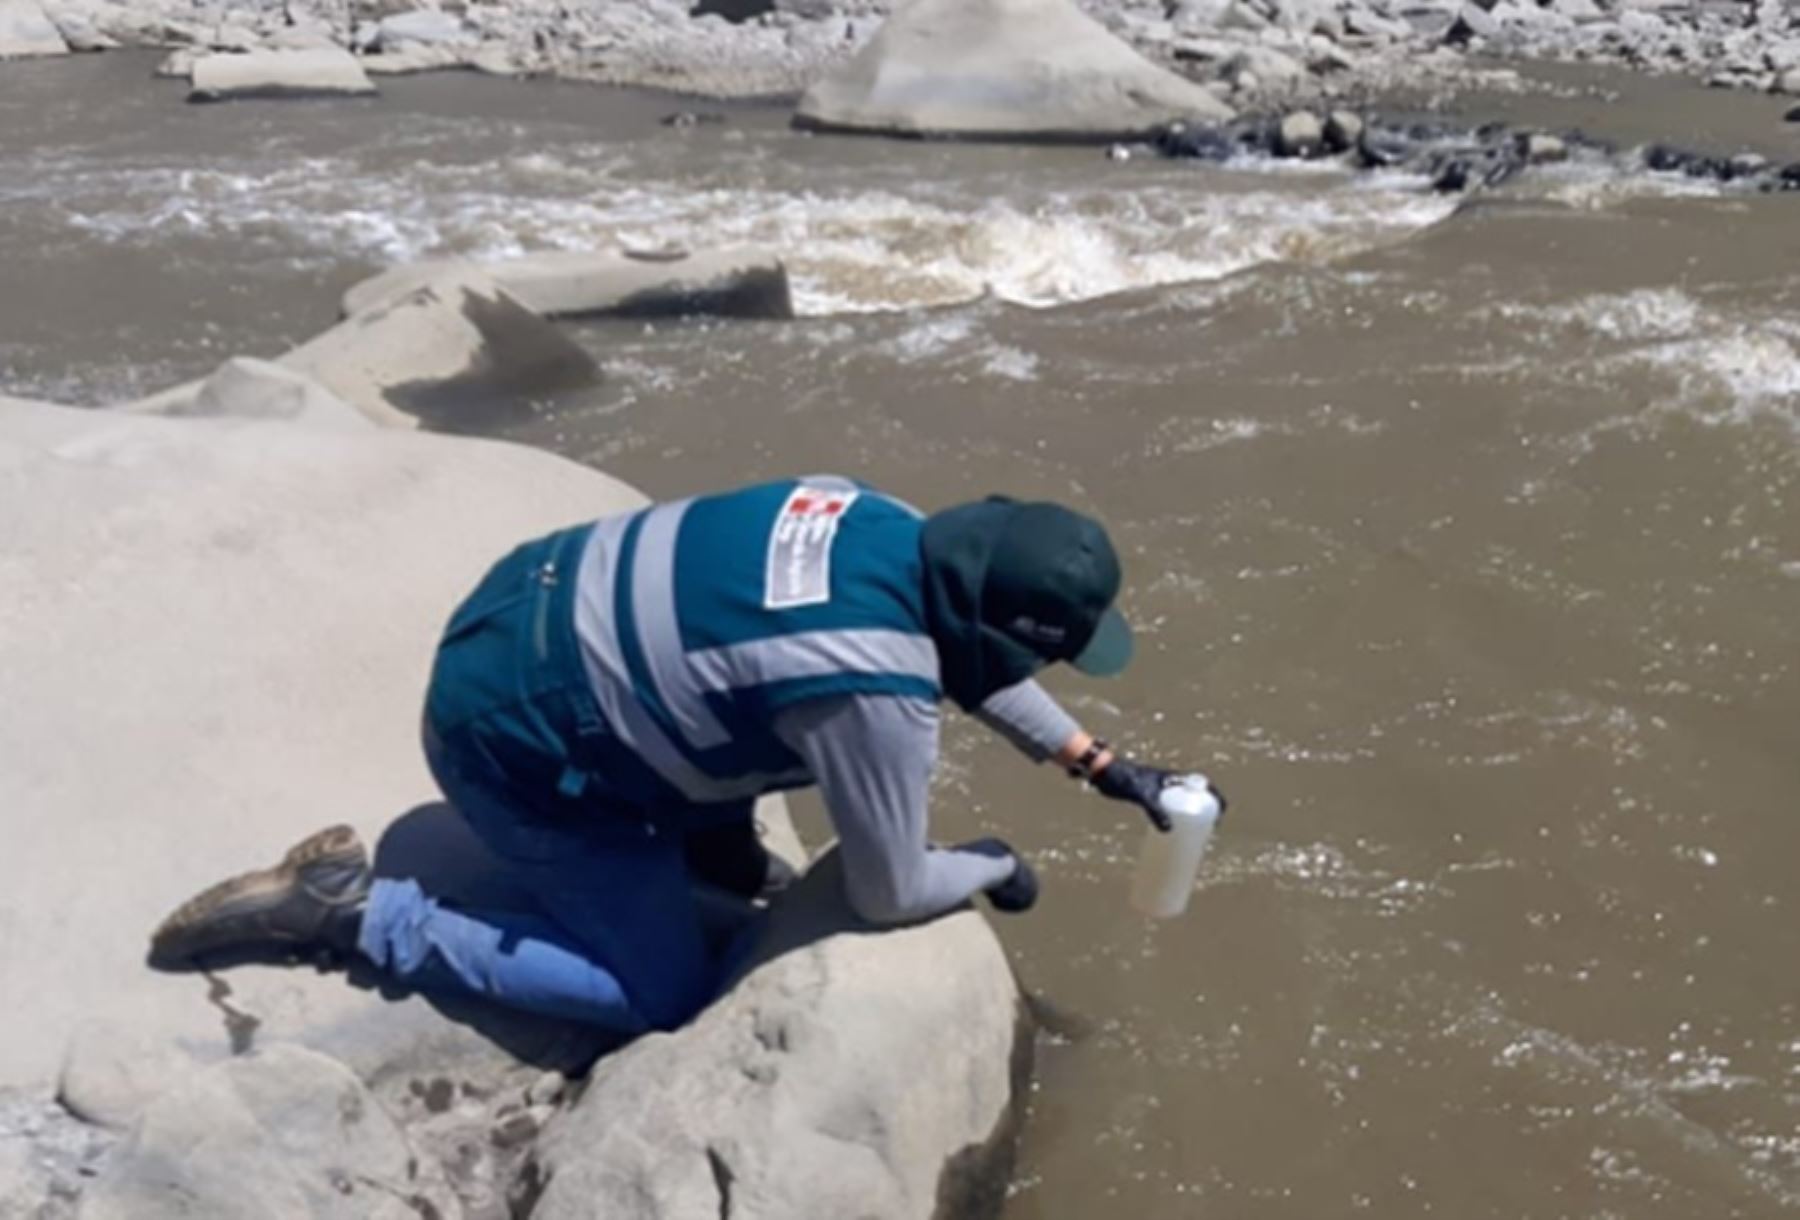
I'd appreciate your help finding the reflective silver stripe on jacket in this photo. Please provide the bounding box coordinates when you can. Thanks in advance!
[573,514,810,804]
[685,628,938,693]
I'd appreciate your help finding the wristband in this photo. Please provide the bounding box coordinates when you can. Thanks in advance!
[1067,738,1110,780]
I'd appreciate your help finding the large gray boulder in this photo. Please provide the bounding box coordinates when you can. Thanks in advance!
[278,268,597,427]
[0,0,67,57]
[80,1044,460,1220]
[531,854,1031,1220]
[189,48,378,101]
[795,0,1233,140]
[0,399,647,1107]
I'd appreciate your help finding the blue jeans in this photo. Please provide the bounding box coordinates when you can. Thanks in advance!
[357,526,761,1033]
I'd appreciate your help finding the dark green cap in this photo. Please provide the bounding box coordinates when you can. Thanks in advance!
[983,502,1134,677]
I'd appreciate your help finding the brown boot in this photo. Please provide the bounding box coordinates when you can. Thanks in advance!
[150,825,371,968]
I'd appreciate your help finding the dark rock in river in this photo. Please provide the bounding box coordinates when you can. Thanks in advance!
[1356,125,1415,169]
[1323,109,1365,154]
[1157,121,1234,160]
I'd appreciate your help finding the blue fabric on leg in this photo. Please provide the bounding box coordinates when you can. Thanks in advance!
[359,878,648,1032]
[415,721,720,1031]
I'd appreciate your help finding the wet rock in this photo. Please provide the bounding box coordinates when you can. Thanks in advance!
[1785,103,1800,122]
[1356,124,1414,169]
[189,49,379,102]
[0,0,69,57]
[1276,109,1325,157]
[1431,156,1474,192]
[1157,119,1234,160]
[1520,131,1568,163]
[1644,142,1697,172]
[342,248,793,324]
[1727,152,1770,178]
[1777,162,1800,189]
[1323,109,1364,154]
[531,854,1031,1220]
[81,1044,459,1220]
[795,0,1234,141]
[661,109,726,127]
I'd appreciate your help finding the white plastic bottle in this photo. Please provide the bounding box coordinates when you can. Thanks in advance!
[1130,775,1222,919]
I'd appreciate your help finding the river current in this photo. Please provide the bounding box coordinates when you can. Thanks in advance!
[4,51,1797,1219]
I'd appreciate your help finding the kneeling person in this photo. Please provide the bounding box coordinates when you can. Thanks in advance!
[152,479,1215,1033]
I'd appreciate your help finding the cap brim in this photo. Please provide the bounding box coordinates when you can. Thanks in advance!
[1070,608,1133,677]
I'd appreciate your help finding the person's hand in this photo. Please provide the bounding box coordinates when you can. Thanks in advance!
[956,837,1040,913]
[1092,758,1228,832]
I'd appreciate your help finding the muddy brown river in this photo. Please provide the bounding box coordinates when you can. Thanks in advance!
[4,51,1798,1219]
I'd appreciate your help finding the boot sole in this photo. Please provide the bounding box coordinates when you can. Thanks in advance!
[151,825,366,959]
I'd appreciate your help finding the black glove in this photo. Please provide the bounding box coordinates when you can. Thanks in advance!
[956,837,1040,914]
[1093,759,1228,833]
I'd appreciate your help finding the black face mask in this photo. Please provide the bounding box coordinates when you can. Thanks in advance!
[919,498,1048,711]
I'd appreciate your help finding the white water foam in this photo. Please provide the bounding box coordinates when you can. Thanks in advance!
[26,148,1458,317]
[1484,289,1800,435]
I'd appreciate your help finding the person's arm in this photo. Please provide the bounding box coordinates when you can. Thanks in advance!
[977,678,1227,834]
[976,678,1117,773]
[774,694,1018,925]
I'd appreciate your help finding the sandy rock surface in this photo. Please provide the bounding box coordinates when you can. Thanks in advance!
[0,398,644,1101]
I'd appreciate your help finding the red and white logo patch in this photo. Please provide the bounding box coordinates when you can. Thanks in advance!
[764,485,859,609]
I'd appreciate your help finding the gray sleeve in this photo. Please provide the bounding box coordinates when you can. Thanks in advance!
[774,694,1015,925]
[975,678,1081,763]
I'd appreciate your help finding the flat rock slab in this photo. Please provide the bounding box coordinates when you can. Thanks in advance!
[281,269,597,428]
[189,48,377,102]
[343,248,794,321]
[0,400,647,1102]
[796,0,1234,141]
[532,854,1031,1220]
[0,0,67,57]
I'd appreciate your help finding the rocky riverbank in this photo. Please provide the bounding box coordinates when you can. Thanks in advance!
[7,0,1800,108]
